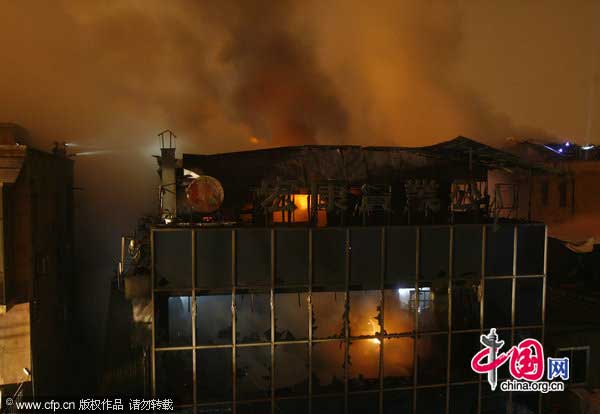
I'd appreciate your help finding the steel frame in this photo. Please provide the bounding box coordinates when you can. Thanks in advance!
[150,224,547,414]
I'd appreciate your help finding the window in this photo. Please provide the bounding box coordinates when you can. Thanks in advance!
[154,294,192,347]
[152,225,545,411]
[154,230,192,288]
[348,339,380,391]
[559,180,567,208]
[272,194,309,223]
[557,346,590,385]
[196,229,231,288]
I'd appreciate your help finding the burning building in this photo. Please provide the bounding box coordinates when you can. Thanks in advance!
[118,134,549,414]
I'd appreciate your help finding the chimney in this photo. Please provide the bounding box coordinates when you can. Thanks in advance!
[158,130,177,221]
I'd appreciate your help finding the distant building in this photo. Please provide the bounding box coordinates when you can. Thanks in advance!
[0,124,74,399]
[501,139,600,414]
[501,139,600,241]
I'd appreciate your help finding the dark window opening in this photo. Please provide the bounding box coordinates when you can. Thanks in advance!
[313,396,344,414]
[275,229,308,286]
[274,398,308,414]
[155,351,193,404]
[517,224,545,275]
[515,278,543,326]
[196,229,231,288]
[385,226,417,285]
[154,294,192,347]
[349,393,379,414]
[350,228,382,288]
[312,341,345,394]
[196,348,232,402]
[417,387,446,414]
[484,279,512,329]
[419,226,450,281]
[452,280,480,330]
[383,390,412,414]
[154,231,192,288]
[417,334,447,385]
[485,225,514,276]
[274,344,308,396]
[450,333,480,382]
[236,229,271,286]
[313,229,346,286]
[450,384,478,414]
[453,225,483,279]
[557,347,589,385]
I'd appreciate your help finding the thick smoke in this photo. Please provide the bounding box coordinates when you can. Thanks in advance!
[2,0,597,267]
[205,0,349,145]
[1,0,597,390]
[1,0,597,265]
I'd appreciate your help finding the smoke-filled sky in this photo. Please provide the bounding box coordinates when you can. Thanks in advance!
[1,0,599,263]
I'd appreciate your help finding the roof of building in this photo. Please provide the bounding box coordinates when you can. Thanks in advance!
[506,139,600,162]
[182,136,546,187]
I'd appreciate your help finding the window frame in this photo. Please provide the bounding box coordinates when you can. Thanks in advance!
[556,345,590,386]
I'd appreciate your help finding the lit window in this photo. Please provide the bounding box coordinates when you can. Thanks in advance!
[272,194,309,223]
[397,288,434,312]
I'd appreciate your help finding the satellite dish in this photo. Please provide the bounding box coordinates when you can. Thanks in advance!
[185,175,224,213]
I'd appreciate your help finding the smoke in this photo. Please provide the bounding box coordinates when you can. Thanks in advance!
[204,0,349,146]
[3,0,596,267]
[2,0,599,391]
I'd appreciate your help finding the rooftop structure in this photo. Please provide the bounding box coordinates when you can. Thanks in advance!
[155,136,546,228]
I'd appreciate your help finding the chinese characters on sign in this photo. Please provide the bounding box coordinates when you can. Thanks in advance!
[471,329,568,393]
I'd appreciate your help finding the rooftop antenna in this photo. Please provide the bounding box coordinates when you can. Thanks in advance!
[158,129,176,149]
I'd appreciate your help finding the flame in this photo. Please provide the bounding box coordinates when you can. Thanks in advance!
[294,194,308,211]
[249,136,260,145]
[272,194,309,223]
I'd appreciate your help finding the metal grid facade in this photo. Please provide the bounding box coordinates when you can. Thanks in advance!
[151,224,547,414]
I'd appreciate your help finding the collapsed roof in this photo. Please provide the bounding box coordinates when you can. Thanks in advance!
[183,136,546,188]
